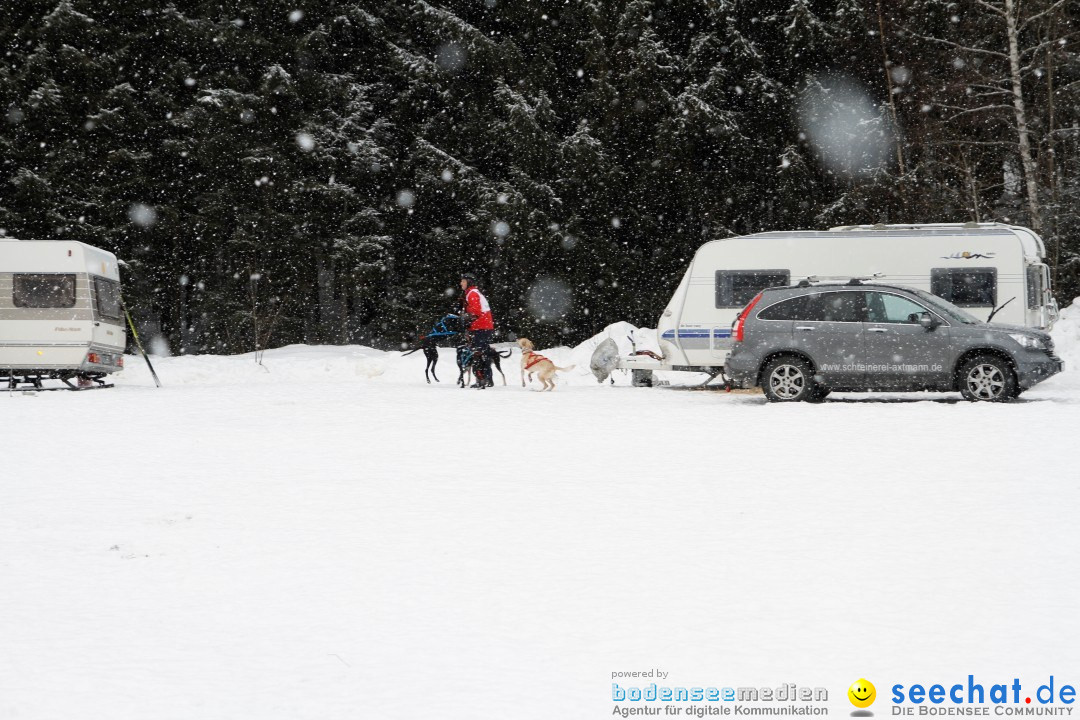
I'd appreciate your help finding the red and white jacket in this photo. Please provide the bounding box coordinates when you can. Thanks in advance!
[463,285,495,331]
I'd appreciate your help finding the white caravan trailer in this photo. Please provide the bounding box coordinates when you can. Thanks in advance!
[0,240,126,389]
[620,223,1058,379]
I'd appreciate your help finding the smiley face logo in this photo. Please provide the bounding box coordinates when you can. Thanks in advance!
[848,679,876,709]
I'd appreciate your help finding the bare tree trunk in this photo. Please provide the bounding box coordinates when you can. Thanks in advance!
[1003,0,1042,231]
[1044,8,1061,284]
[250,273,262,364]
[877,0,906,177]
[960,149,981,223]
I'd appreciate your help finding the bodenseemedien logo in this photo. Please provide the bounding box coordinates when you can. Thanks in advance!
[849,679,877,716]
[610,680,829,717]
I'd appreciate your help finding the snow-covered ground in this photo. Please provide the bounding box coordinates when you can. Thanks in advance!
[3,308,1080,720]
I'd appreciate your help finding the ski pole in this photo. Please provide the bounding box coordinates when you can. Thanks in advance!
[120,298,162,388]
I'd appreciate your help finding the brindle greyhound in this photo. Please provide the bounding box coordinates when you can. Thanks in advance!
[456,344,513,388]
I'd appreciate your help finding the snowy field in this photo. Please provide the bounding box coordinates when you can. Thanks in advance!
[4,310,1080,720]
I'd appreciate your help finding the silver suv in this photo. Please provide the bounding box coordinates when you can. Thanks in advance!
[724,280,1063,402]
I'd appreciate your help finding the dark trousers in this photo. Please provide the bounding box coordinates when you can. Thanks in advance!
[470,330,493,384]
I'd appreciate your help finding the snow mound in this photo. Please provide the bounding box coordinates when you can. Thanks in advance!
[510,321,667,387]
[563,321,660,370]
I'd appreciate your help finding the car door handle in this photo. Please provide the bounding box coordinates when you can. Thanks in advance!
[868,327,888,333]
[796,326,815,331]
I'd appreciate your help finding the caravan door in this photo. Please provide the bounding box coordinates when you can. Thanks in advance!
[89,276,125,350]
[1025,264,1054,329]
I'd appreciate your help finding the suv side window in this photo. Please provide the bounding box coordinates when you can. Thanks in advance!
[805,291,867,322]
[931,267,996,306]
[715,270,790,308]
[758,296,807,321]
[866,292,932,324]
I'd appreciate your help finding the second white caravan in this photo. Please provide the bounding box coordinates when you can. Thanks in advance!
[621,223,1058,378]
[0,240,126,389]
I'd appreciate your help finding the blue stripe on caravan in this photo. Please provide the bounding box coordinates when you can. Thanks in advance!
[661,329,732,340]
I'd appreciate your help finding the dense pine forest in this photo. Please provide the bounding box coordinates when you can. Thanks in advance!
[2,0,1078,352]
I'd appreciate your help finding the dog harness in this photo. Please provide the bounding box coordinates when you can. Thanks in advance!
[523,352,549,370]
[427,314,461,338]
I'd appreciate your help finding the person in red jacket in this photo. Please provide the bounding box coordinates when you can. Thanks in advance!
[460,272,495,388]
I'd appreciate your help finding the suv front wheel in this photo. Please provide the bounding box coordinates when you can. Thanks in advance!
[957,355,1019,402]
[761,355,818,402]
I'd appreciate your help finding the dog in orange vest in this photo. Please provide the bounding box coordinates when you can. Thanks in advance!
[517,338,575,391]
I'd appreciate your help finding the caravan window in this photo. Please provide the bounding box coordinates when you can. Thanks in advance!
[930,267,996,307]
[93,277,122,321]
[715,270,789,308]
[12,274,77,309]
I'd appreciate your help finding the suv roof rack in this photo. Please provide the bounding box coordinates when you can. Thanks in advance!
[796,273,885,287]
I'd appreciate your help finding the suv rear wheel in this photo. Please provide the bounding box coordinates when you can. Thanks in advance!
[958,355,1019,402]
[761,355,817,402]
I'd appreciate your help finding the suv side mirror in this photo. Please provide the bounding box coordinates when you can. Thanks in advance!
[917,312,939,330]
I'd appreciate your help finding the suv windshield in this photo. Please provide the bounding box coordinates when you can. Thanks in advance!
[909,288,982,324]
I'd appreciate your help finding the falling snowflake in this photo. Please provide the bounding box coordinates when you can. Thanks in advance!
[435,42,466,73]
[295,132,315,152]
[527,277,572,321]
[128,204,158,228]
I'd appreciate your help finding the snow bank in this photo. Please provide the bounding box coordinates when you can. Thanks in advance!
[1052,298,1080,366]
[116,344,389,387]
[121,323,659,390]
